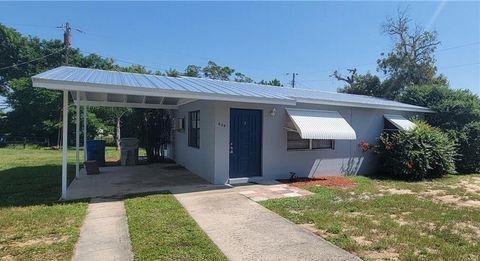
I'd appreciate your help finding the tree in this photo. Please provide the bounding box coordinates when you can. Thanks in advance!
[202,61,234,80]
[457,121,480,173]
[0,23,133,144]
[400,84,480,173]
[4,77,61,140]
[0,24,64,95]
[333,10,447,99]
[184,65,201,77]
[335,71,384,97]
[378,10,447,98]
[90,107,132,150]
[118,65,150,74]
[400,85,480,131]
[165,68,180,77]
[70,53,116,70]
[258,79,282,87]
[234,72,253,83]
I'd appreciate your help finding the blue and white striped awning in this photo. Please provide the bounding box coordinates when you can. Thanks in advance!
[285,108,356,140]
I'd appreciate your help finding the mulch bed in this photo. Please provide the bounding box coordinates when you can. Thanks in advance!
[278,176,356,189]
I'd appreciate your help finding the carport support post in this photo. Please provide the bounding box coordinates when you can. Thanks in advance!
[75,91,80,179]
[62,90,68,200]
[83,106,87,162]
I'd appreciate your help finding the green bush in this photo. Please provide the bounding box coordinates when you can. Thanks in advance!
[399,85,480,131]
[378,122,456,180]
[456,121,480,173]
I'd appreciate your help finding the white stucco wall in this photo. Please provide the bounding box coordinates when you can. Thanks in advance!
[175,100,422,185]
[173,100,216,183]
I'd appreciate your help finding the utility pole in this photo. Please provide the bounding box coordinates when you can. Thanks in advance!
[286,73,299,88]
[56,22,71,148]
[58,22,83,65]
[58,22,72,65]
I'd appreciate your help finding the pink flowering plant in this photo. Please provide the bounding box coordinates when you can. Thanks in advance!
[378,121,456,180]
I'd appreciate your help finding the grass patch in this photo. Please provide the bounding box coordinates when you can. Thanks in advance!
[262,174,480,260]
[0,147,89,260]
[124,192,226,260]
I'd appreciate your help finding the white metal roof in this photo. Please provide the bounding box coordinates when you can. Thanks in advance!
[384,114,416,131]
[32,66,431,112]
[285,108,357,140]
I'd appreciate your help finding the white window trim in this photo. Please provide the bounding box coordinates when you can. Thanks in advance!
[286,130,335,151]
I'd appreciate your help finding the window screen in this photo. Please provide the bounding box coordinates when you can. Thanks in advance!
[312,139,334,150]
[188,111,200,148]
[287,131,309,150]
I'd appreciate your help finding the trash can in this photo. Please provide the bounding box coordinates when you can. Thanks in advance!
[120,138,139,166]
[86,140,106,167]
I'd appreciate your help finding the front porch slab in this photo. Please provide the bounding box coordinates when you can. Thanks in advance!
[66,163,213,200]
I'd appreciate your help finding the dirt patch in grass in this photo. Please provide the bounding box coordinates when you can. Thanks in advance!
[381,187,480,209]
[457,177,480,194]
[279,176,356,189]
[363,250,399,260]
[380,188,415,195]
[10,236,69,248]
[350,236,373,246]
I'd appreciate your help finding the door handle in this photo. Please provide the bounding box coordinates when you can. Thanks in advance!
[230,143,234,154]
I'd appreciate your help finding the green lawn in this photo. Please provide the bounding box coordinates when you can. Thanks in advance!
[124,193,227,261]
[262,175,480,261]
[1,147,224,260]
[0,147,94,260]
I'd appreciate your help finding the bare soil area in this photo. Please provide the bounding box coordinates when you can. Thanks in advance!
[279,176,356,189]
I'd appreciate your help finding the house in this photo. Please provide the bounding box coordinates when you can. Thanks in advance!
[32,66,430,198]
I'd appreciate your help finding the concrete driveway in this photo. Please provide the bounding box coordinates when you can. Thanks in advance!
[173,185,360,261]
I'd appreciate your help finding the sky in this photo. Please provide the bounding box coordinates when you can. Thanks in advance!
[0,1,479,98]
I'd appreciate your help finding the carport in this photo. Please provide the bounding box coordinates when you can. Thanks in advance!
[32,66,293,199]
[32,68,201,199]
[31,68,203,199]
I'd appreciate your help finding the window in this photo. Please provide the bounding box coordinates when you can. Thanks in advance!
[287,131,334,150]
[188,111,200,148]
[287,131,309,150]
[312,139,334,150]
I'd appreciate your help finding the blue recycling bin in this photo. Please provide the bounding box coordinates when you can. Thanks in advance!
[86,140,106,167]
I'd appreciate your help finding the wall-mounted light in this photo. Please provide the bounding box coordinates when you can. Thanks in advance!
[270,107,277,117]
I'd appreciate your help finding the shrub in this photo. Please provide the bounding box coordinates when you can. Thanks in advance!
[378,122,456,180]
[456,121,480,173]
[399,85,480,131]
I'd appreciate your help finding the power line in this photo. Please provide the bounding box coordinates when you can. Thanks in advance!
[0,48,65,71]
[437,41,480,52]
[79,50,182,72]
[302,42,480,76]
[2,23,58,29]
[439,62,480,70]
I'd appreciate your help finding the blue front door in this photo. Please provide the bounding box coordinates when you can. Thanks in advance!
[229,109,262,178]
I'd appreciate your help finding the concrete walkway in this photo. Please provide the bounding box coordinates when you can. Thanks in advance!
[72,198,133,261]
[173,187,360,261]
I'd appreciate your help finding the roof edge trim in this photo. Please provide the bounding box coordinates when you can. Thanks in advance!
[295,98,433,113]
[32,77,296,106]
